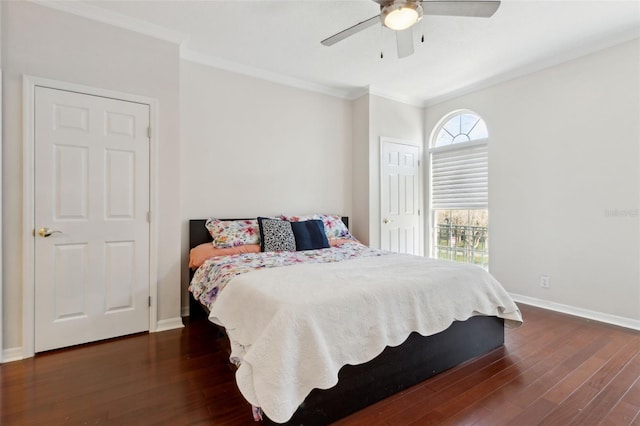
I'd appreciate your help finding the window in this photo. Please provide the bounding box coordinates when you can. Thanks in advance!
[430,111,489,268]
[433,112,488,147]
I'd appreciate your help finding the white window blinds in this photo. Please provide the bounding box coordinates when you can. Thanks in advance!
[431,141,488,210]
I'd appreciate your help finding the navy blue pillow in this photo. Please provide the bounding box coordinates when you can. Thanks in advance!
[291,220,330,251]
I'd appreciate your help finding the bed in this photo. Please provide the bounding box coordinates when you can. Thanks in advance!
[188,216,522,425]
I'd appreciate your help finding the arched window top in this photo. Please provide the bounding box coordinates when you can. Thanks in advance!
[433,111,488,148]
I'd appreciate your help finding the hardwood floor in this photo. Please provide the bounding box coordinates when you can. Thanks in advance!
[1,304,639,425]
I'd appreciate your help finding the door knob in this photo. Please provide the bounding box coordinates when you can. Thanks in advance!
[383,218,394,224]
[38,227,62,238]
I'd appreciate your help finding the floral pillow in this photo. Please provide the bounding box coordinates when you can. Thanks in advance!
[205,218,260,248]
[281,214,355,240]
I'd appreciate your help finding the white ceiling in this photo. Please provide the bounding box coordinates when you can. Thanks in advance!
[68,0,640,105]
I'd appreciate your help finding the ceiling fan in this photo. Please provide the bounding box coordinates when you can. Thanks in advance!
[321,0,501,58]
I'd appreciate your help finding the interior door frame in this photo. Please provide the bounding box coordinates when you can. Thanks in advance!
[379,136,424,256]
[22,75,159,358]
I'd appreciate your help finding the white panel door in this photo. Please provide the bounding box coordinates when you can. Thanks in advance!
[34,87,150,352]
[381,141,421,255]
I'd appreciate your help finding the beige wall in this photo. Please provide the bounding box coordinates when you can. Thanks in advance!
[424,38,640,321]
[351,94,425,249]
[351,94,370,245]
[2,1,636,355]
[2,1,182,351]
[352,94,424,248]
[0,1,3,360]
[368,95,424,249]
[179,60,353,312]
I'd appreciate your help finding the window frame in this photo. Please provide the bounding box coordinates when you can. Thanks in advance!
[429,110,489,267]
[432,109,489,148]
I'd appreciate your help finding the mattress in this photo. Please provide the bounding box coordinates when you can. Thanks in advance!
[190,242,522,423]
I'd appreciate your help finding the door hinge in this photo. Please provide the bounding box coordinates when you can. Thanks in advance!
[147,211,151,223]
[148,296,151,307]
[147,127,151,138]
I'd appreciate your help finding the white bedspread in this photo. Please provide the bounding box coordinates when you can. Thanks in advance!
[209,253,522,423]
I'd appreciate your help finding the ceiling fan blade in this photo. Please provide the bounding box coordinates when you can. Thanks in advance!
[396,28,414,58]
[321,15,381,46]
[421,1,501,18]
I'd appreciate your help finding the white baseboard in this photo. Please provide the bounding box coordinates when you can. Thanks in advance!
[2,347,24,363]
[3,319,186,362]
[155,317,184,332]
[510,293,640,331]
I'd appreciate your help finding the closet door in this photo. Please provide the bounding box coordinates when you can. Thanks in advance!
[381,139,422,255]
[34,86,150,352]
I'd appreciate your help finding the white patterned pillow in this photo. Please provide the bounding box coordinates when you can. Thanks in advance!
[258,218,296,252]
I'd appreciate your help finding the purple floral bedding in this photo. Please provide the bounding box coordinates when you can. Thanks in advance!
[189,241,389,311]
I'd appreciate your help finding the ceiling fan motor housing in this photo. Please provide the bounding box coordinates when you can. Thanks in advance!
[380,0,424,31]
[320,0,501,59]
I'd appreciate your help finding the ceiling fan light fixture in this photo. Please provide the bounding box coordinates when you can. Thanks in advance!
[381,1,423,31]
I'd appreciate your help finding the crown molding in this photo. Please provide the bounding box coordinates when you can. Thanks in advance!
[423,28,640,108]
[28,0,360,101]
[346,86,425,107]
[27,1,639,110]
[29,0,188,45]
[346,87,371,101]
[181,49,353,100]
[368,87,425,108]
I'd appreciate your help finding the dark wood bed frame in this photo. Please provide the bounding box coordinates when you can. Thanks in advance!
[188,218,504,425]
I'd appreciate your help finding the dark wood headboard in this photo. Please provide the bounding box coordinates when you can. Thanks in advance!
[189,217,350,251]
[188,217,350,319]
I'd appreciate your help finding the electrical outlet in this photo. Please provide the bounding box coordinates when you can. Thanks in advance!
[540,275,550,288]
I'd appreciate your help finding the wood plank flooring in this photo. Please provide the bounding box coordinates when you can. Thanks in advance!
[1,304,639,425]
